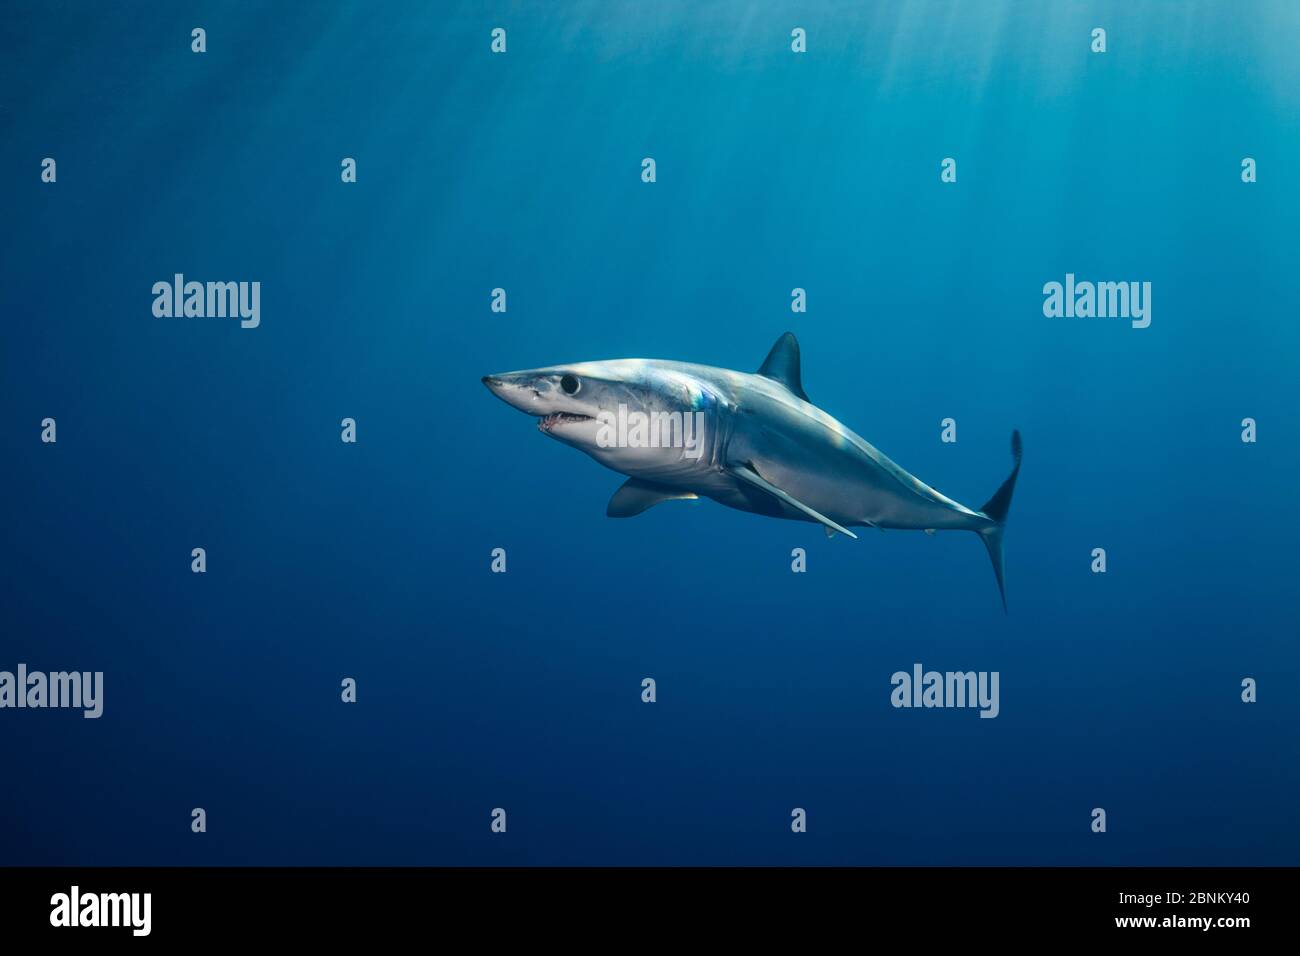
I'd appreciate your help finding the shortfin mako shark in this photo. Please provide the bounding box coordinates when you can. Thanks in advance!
[483,333,1022,610]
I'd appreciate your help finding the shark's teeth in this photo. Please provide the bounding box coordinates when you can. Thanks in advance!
[537,412,593,433]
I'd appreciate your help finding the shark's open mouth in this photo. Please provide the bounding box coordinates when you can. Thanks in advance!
[538,412,593,433]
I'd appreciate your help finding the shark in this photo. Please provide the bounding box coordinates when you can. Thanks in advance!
[482,332,1022,609]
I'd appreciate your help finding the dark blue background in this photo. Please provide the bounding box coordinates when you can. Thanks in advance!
[2,1,1297,864]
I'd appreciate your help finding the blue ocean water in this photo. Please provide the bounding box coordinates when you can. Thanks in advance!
[2,1,1298,865]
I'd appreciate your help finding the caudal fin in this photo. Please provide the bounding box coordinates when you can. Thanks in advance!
[977,430,1022,612]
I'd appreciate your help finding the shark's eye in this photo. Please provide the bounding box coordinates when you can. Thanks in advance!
[560,374,581,395]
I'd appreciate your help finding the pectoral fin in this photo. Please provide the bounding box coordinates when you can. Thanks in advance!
[607,478,698,518]
[729,463,858,539]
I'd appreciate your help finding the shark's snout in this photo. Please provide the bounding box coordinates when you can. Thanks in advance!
[483,368,602,440]
[482,373,526,407]
[482,370,553,416]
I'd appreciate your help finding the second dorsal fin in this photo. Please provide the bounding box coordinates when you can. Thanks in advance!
[756,332,809,402]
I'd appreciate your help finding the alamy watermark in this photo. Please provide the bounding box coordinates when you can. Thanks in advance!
[595,404,706,458]
[1043,273,1151,328]
[0,664,103,718]
[152,274,260,328]
[50,886,150,936]
[891,663,999,718]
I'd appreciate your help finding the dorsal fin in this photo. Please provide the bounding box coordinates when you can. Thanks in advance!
[756,332,809,402]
